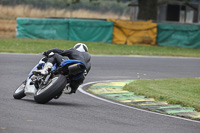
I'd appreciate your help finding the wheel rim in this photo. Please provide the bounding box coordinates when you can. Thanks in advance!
[36,77,59,95]
[15,84,25,94]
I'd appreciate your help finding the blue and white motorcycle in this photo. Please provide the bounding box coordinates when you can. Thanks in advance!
[13,58,86,104]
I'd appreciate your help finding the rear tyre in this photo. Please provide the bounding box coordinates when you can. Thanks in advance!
[13,82,26,99]
[34,74,67,104]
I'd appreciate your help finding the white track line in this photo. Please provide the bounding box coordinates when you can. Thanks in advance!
[78,80,200,124]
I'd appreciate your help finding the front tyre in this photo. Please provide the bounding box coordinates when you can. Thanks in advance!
[13,82,26,99]
[34,74,67,104]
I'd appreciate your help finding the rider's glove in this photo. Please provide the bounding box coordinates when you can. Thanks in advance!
[42,51,48,57]
[43,51,54,57]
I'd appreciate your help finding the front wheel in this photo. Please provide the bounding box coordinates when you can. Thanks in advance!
[34,74,67,104]
[13,82,26,99]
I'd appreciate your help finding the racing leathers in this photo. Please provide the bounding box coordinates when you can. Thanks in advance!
[43,48,91,93]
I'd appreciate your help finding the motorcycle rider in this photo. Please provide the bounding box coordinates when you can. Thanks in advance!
[33,43,91,94]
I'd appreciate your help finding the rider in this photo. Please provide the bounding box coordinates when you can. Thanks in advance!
[33,43,91,94]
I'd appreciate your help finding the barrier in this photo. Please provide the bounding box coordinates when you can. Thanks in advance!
[157,23,200,48]
[16,18,113,43]
[107,19,157,46]
[16,17,200,49]
[68,19,113,43]
[17,18,69,40]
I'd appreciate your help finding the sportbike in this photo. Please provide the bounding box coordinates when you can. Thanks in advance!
[13,58,86,104]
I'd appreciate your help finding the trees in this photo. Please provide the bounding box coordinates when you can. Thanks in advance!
[2,0,195,20]
[137,0,196,21]
[138,0,157,20]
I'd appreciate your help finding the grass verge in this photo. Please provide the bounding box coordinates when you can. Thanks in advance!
[1,38,200,57]
[123,78,200,112]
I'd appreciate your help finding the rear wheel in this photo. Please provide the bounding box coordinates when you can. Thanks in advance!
[34,74,67,104]
[13,82,26,99]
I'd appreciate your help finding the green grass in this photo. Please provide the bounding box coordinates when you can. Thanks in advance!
[123,78,200,112]
[0,37,200,57]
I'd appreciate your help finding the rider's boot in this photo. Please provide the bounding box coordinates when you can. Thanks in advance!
[33,62,53,75]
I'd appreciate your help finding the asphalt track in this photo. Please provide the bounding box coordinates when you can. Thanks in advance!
[0,53,200,133]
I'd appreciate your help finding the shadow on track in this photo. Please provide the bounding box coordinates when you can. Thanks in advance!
[14,98,89,108]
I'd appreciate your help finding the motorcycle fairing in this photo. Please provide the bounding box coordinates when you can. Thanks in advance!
[60,60,86,80]
[28,59,86,81]
[60,60,86,68]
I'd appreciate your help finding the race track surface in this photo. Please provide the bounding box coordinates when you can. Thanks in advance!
[0,53,200,133]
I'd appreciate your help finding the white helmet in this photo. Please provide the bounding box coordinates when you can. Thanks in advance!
[74,43,88,52]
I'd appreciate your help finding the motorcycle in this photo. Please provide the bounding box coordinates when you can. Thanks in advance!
[13,57,86,104]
